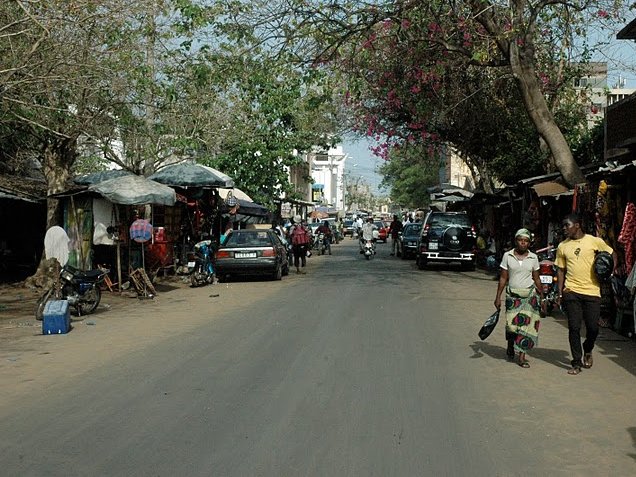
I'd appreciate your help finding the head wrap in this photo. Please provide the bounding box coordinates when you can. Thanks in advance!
[515,228,532,239]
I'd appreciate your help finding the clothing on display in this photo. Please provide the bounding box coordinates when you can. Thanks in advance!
[44,226,70,266]
[618,202,636,274]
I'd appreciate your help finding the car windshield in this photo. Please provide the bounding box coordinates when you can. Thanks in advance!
[223,231,272,248]
[374,221,384,228]
[404,224,422,235]
[344,220,353,226]
[428,214,472,227]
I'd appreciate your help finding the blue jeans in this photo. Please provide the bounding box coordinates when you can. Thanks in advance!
[562,291,600,368]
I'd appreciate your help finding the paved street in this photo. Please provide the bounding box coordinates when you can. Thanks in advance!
[1,239,636,476]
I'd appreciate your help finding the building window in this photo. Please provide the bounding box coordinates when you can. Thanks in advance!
[574,77,588,88]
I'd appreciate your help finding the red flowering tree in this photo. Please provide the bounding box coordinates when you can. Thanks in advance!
[254,0,627,187]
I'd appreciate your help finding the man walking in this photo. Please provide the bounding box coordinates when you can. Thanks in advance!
[556,213,616,375]
[388,214,403,256]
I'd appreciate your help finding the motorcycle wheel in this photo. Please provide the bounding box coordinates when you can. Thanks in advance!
[35,287,54,321]
[190,273,200,287]
[78,286,101,315]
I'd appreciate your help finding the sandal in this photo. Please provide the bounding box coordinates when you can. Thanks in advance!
[583,353,593,369]
[517,354,530,368]
[567,367,582,375]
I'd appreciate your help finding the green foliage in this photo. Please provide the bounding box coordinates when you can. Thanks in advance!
[379,145,441,209]
[191,53,340,209]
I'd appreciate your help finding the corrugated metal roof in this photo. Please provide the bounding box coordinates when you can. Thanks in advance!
[0,190,40,202]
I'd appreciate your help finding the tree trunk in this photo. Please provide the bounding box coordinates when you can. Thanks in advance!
[509,42,586,187]
[25,137,78,287]
[42,138,77,228]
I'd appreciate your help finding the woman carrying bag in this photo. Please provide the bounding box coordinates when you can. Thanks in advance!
[494,229,544,368]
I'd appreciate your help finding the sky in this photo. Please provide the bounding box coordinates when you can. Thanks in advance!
[341,136,386,195]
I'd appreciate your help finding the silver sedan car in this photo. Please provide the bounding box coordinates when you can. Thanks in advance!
[215,229,290,281]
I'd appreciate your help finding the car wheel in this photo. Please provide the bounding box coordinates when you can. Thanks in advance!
[273,264,282,281]
[461,261,476,271]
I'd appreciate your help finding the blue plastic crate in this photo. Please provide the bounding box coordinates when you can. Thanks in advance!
[42,300,70,335]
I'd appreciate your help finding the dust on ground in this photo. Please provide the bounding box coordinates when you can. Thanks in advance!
[0,272,304,408]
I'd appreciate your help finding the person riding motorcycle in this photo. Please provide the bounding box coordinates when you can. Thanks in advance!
[316,221,333,241]
[359,217,378,253]
[316,221,333,254]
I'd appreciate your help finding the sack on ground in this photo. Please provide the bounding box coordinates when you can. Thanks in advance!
[478,310,500,341]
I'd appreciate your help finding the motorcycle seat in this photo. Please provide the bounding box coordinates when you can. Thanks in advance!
[65,265,105,281]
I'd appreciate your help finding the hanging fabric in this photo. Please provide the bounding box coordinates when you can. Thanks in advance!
[618,202,636,274]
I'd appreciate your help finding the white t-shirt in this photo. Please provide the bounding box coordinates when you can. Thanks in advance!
[361,223,377,240]
[500,249,539,289]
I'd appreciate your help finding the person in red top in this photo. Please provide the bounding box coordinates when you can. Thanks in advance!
[389,215,403,257]
[290,216,310,274]
[315,221,333,255]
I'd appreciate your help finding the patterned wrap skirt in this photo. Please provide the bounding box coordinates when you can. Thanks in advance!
[505,287,541,353]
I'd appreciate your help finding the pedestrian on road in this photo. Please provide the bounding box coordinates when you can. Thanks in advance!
[494,228,544,368]
[355,216,363,238]
[290,215,310,274]
[389,214,403,257]
[556,213,616,375]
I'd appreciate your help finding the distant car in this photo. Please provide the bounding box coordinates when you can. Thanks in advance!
[343,220,355,237]
[416,211,477,270]
[215,229,289,281]
[400,223,423,259]
[374,221,389,242]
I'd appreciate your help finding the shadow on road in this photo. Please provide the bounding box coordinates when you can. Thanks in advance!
[627,427,636,462]
[469,340,571,370]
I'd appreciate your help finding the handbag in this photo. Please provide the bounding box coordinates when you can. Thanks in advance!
[478,310,500,340]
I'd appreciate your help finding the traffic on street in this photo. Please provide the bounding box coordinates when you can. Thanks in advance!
[1,237,636,476]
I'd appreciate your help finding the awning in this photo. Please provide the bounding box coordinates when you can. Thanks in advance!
[148,161,234,188]
[236,199,269,217]
[218,187,253,202]
[532,181,570,197]
[88,175,176,206]
[0,190,41,203]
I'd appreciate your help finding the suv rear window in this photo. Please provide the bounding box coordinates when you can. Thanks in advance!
[427,214,472,227]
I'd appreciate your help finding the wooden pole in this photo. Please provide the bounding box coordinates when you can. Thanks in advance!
[116,240,122,293]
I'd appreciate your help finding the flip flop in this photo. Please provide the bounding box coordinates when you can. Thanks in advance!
[583,353,593,369]
[517,359,530,368]
[567,367,582,375]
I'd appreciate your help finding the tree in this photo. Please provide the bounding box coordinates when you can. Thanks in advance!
[0,1,173,225]
[379,144,441,209]
[251,0,627,187]
[183,49,342,209]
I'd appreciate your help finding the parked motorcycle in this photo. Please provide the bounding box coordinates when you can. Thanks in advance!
[189,240,215,287]
[537,246,558,315]
[36,265,109,320]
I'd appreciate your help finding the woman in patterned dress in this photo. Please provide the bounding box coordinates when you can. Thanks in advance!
[494,229,545,368]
